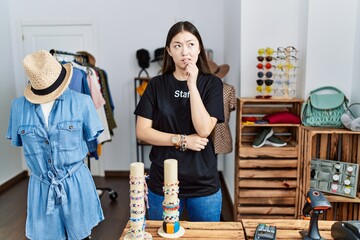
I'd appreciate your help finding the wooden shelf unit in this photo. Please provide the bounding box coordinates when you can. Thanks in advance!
[299,126,360,221]
[234,98,303,220]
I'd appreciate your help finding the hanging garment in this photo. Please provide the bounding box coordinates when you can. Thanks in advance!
[213,82,236,154]
[72,62,111,144]
[95,67,117,135]
[69,65,99,159]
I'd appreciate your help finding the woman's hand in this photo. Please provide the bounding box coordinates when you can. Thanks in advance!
[185,134,209,151]
[185,62,198,87]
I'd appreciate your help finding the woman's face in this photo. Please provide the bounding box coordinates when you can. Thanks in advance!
[167,31,200,71]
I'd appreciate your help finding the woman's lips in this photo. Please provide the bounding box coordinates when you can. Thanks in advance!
[182,58,191,64]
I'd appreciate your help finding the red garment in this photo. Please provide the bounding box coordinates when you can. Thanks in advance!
[263,111,301,124]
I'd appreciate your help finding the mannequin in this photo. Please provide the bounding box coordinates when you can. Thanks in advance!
[40,100,54,128]
[6,50,104,240]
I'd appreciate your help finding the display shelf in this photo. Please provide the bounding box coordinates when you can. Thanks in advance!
[325,195,360,203]
[299,126,360,220]
[234,98,303,220]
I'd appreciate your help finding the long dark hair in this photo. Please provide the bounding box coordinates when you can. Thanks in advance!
[161,21,211,75]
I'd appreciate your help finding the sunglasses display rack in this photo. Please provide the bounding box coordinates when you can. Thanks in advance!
[256,47,275,99]
[256,46,299,99]
[310,159,359,198]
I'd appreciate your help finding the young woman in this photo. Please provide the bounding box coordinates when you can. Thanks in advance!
[134,21,224,221]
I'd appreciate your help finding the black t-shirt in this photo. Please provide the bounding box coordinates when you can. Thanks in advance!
[134,73,224,198]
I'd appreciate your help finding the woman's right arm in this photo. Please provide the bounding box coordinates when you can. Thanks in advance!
[136,116,208,151]
[136,116,174,146]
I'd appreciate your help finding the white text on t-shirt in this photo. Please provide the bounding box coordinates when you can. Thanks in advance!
[174,90,190,98]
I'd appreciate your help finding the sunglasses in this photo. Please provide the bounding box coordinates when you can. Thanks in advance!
[273,88,296,96]
[255,95,272,99]
[257,56,275,62]
[257,71,273,78]
[277,46,299,55]
[258,47,275,56]
[256,63,274,70]
[285,63,296,71]
[274,80,296,86]
[273,63,297,72]
[276,55,299,62]
[256,79,274,86]
[275,73,297,80]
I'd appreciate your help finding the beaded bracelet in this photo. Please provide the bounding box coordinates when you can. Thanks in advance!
[130,195,144,201]
[129,228,143,234]
[163,188,179,193]
[128,232,144,239]
[180,134,187,151]
[130,209,145,215]
[163,190,179,195]
[130,189,144,194]
[129,176,145,184]
[162,205,180,211]
[163,211,180,222]
[129,180,144,185]
[129,216,145,222]
[162,199,180,207]
[130,203,144,208]
[162,186,179,193]
[163,215,180,222]
[163,181,179,186]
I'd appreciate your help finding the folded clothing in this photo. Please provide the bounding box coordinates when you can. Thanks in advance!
[263,111,301,124]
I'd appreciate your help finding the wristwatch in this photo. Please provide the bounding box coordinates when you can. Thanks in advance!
[171,134,181,149]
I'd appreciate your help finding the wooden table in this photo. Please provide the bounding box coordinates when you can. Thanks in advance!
[120,219,335,240]
[242,219,335,240]
[120,220,245,239]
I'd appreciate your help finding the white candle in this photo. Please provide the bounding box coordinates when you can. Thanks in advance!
[129,162,145,239]
[164,159,178,203]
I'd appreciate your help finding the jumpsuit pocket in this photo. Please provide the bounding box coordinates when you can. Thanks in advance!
[57,121,81,151]
[18,126,42,156]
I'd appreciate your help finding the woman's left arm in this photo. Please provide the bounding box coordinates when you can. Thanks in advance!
[186,62,217,137]
[189,84,218,137]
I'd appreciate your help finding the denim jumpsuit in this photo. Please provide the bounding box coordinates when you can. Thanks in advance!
[6,89,104,240]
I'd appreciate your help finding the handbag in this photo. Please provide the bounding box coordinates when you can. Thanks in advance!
[341,103,360,131]
[301,86,348,127]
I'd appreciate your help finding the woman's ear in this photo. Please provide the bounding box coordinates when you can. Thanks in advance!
[166,46,172,57]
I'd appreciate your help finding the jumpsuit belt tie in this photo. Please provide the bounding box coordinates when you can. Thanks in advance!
[31,161,84,215]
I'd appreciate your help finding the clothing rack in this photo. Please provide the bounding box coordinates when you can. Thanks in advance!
[50,49,89,64]
[50,49,118,200]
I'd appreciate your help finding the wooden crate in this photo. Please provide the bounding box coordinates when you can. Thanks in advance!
[235,98,303,220]
[299,127,360,221]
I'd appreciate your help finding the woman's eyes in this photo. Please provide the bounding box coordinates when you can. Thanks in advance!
[173,43,195,49]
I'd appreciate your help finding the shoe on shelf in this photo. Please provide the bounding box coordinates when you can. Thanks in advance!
[265,135,287,147]
[252,127,274,148]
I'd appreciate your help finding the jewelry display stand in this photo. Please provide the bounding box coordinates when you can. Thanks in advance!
[157,159,185,238]
[124,162,152,240]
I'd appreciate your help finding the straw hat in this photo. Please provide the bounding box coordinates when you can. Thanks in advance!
[208,59,230,79]
[23,50,73,104]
